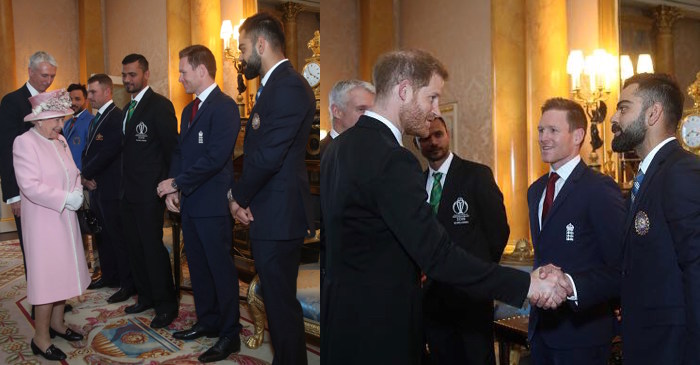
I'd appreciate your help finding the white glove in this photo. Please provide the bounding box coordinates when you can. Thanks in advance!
[65,190,84,211]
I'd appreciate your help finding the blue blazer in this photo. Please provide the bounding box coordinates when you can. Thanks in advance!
[81,103,122,200]
[573,141,700,364]
[526,160,625,349]
[170,86,239,218]
[63,109,92,170]
[230,60,315,240]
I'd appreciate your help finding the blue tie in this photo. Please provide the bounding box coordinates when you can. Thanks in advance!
[256,85,264,102]
[630,169,645,204]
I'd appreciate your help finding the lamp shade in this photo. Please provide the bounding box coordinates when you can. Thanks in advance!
[567,50,584,76]
[620,55,634,81]
[220,20,233,40]
[637,54,654,74]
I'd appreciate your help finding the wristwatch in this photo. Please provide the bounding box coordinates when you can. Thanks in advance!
[227,189,234,202]
[171,179,178,190]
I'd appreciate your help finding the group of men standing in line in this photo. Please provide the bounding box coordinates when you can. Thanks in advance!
[321,50,700,365]
[0,11,315,365]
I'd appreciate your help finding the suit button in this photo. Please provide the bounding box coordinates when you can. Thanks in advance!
[621,270,627,277]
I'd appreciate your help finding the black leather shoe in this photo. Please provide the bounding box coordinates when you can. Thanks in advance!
[87,278,106,290]
[49,327,84,341]
[107,288,134,304]
[150,311,177,329]
[31,339,67,361]
[198,337,241,363]
[173,323,218,340]
[124,302,153,314]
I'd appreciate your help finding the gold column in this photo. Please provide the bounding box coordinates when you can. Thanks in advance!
[359,0,394,82]
[652,5,681,76]
[0,0,16,95]
[280,2,303,70]
[191,0,224,87]
[166,0,192,130]
[77,0,105,84]
[492,0,529,247]
[526,0,568,182]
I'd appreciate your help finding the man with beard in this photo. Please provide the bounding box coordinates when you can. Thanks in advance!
[63,84,92,170]
[417,116,509,365]
[321,49,571,365]
[526,98,625,365]
[552,73,700,364]
[227,12,315,364]
[120,54,178,329]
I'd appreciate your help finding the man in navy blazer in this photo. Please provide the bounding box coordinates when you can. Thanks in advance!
[527,97,625,364]
[228,12,315,365]
[157,45,242,363]
[0,51,57,274]
[63,83,92,169]
[81,74,134,303]
[562,74,700,364]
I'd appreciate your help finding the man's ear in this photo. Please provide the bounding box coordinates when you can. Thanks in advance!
[573,127,585,145]
[331,104,343,119]
[398,80,412,102]
[256,36,266,55]
[646,102,664,127]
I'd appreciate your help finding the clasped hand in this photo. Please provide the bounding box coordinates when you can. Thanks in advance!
[64,190,84,211]
[527,264,574,309]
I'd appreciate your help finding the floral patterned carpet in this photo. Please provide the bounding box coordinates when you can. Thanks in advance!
[0,239,320,364]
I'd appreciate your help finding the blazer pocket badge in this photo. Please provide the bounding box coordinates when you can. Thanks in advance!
[634,210,650,236]
[451,197,470,225]
[198,131,204,144]
[565,223,574,241]
[72,136,81,145]
[96,133,104,141]
[251,113,261,130]
[135,121,148,142]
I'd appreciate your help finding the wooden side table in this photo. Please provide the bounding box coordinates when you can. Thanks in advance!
[494,315,529,365]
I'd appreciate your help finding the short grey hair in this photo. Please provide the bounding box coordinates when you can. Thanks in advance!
[29,51,57,69]
[328,79,376,120]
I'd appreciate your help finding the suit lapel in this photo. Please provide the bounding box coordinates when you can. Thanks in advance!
[437,156,462,218]
[541,160,586,229]
[85,104,115,154]
[183,87,220,137]
[529,176,547,234]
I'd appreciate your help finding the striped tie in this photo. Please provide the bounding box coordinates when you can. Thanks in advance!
[429,172,443,214]
[125,100,137,124]
[630,169,645,204]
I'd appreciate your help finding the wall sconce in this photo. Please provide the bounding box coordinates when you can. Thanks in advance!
[221,18,247,98]
[567,48,616,170]
[620,54,654,83]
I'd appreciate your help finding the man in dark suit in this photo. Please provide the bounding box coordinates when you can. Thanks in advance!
[227,12,315,365]
[81,73,134,303]
[417,116,509,365]
[157,45,242,363]
[120,53,178,329]
[527,98,625,365]
[320,79,375,156]
[63,83,92,170]
[321,49,570,365]
[0,51,57,273]
[560,74,700,365]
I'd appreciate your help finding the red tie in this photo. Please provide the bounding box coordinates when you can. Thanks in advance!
[542,172,560,220]
[189,98,201,127]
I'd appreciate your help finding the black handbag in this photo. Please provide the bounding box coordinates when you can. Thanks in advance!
[77,193,101,234]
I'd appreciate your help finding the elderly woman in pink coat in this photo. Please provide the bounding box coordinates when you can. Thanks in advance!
[13,89,90,361]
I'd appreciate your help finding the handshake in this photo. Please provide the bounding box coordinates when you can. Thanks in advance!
[527,264,574,309]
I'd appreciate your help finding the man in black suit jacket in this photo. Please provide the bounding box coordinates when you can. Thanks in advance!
[320,79,375,156]
[560,74,700,365]
[157,45,242,363]
[527,98,625,365]
[81,74,134,304]
[228,13,315,364]
[119,54,178,329]
[321,49,570,365]
[0,51,57,273]
[417,116,509,365]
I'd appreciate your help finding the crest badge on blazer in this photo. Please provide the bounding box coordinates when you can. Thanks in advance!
[135,121,148,142]
[566,223,574,241]
[451,197,470,225]
[634,210,650,236]
[251,113,261,130]
[72,136,81,145]
[95,133,104,141]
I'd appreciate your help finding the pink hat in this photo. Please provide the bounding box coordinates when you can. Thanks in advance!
[24,89,73,122]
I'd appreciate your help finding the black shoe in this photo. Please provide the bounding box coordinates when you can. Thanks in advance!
[173,323,218,340]
[107,288,134,304]
[124,302,153,314]
[150,311,177,329]
[87,278,106,290]
[64,304,73,313]
[198,337,241,363]
[31,339,67,361]
[49,327,84,341]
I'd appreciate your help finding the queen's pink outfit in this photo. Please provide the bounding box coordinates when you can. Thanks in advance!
[13,128,89,305]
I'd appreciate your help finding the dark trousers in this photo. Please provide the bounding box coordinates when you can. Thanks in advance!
[530,332,610,365]
[252,238,307,365]
[121,199,177,315]
[91,191,133,290]
[14,214,26,276]
[424,315,496,365]
[181,211,241,339]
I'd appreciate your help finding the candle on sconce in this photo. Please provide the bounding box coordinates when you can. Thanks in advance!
[220,20,233,50]
[566,50,584,90]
